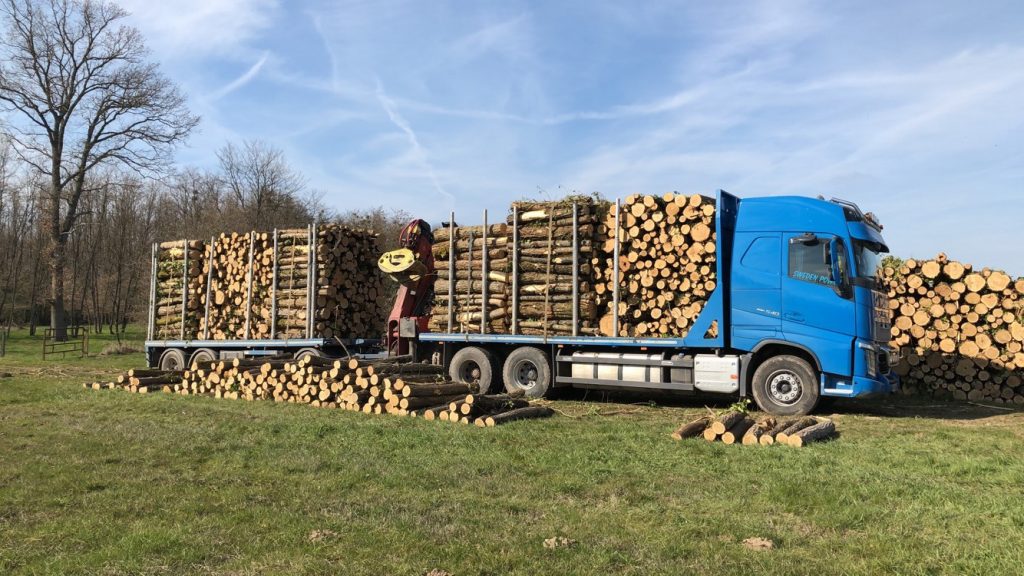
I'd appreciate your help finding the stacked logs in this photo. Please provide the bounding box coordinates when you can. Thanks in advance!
[672,412,836,447]
[596,193,718,337]
[200,231,273,339]
[508,198,603,336]
[152,240,205,339]
[87,356,553,425]
[85,369,184,394]
[313,224,388,339]
[885,254,1024,403]
[155,224,386,341]
[429,224,510,333]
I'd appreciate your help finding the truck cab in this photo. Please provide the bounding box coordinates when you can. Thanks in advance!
[731,196,894,414]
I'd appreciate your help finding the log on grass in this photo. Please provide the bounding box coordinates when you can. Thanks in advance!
[480,405,555,426]
[787,420,836,447]
[721,417,755,445]
[671,416,711,440]
[774,417,818,444]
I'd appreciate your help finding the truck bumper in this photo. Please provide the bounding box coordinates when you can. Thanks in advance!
[821,373,899,398]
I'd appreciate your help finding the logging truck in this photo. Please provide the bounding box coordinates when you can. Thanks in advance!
[146,190,896,416]
[395,190,897,416]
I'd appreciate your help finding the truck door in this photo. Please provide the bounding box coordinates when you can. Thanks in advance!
[730,232,782,351]
[780,233,856,360]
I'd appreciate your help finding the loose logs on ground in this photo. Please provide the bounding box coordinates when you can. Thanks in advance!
[672,413,836,447]
[85,369,184,394]
[84,357,554,426]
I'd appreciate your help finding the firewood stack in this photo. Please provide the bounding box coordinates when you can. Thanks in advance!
[200,231,274,339]
[508,198,603,336]
[314,224,389,339]
[885,254,1024,403]
[87,356,554,425]
[597,193,718,337]
[672,412,836,447]
[153,240,205,339]
[154,224,386,342]
[429,224,510,333]
[269,229,312,339]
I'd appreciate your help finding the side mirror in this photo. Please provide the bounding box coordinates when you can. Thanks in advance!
[829,238,851,298]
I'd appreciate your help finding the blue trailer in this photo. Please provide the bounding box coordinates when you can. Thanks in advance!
[411,190,896,416]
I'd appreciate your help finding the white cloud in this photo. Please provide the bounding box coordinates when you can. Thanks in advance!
[119,0,278,59]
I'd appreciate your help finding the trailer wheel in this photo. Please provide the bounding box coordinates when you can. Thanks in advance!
[158,348,186,372]
[189,348,216,368]
[295,348,321,361]
[502,347,551,399]
[450,347,499,394]
[751,355,819,416]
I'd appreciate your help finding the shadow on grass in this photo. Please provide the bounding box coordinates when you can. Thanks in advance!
[546,386,1023,421]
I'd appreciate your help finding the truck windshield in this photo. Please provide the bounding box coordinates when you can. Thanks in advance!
[853,240,885,285]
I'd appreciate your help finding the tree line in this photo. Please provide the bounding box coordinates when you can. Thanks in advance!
[0,0,409,341]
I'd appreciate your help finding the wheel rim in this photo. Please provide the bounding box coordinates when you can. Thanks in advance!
[766,369,802,405]
[511,359,539,390]
[162,353,183,371]
[458,361,482,384]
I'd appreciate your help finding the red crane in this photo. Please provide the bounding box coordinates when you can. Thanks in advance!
[378,219,435,355]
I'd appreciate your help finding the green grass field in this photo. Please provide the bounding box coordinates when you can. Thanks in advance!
[2,328,1024,575]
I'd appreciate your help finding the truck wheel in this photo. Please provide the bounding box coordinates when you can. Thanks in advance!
[502,347,551,399]
[158,348,186,372]
[751,355,820,416]
[450,347,499,394]
[189,348,216,368]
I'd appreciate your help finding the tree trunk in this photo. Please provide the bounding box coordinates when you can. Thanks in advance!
[50,237,68,341]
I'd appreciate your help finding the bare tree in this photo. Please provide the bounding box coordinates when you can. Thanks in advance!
[217,140,307,230]
[0,0,198,339]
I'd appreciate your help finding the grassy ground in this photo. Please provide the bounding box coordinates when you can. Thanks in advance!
[2,328,1024,575]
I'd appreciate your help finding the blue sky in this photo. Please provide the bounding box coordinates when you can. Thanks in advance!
[120,0,1023,274]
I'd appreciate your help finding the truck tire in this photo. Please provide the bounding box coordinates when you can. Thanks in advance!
[189,348,216,367]
[502,347,551,399]
[751,355,820,416]
[158,348,186,372]
[295,348,321,360]
[450,347,499,394]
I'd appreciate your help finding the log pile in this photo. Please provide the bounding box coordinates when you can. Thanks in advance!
[672,412,836,447]
[86,356,554,425]
[508,198,603,336]
[597,193,718,337]
[429,225,510,333]
[885,254,1024,403]
[153,224,386,341]
[152,240,205,339]
[85,369,184,393]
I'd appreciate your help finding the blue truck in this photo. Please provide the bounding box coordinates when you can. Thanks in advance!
[407,190,896,415]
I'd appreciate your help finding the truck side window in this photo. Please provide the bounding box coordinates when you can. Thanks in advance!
[788,239,835,286]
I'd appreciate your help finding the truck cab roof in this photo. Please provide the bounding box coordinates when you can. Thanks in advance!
[737,195,888,250]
